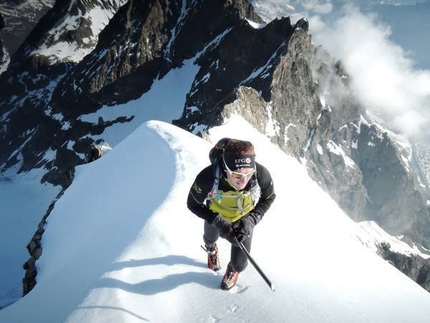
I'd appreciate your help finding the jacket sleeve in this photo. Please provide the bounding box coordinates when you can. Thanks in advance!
[252,163,276,223]
[187,165,219,223]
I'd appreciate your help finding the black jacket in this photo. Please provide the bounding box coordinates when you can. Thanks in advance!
[187,162,276,224]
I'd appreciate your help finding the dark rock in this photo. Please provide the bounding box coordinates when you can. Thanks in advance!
[378,242,430,292]
[294,17,309,32]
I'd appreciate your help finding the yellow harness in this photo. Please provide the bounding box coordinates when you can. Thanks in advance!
[208,189,254,222]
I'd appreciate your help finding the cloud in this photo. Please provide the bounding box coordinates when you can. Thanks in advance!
[302,1,333,14]
[310,5,430,141]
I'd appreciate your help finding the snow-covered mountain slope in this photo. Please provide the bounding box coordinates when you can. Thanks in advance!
[30,0,128,64]
[0,171,60,308]
[357,220,430,257]
[1,117,430,323]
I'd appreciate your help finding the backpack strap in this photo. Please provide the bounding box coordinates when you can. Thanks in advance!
[207,138,230,203]
[208,161,222,202]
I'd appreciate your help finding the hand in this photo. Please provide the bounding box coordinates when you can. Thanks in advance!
[212,215,238,246]
[233,213,259,243]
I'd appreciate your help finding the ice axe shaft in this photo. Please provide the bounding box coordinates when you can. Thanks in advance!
[236,237,275,291]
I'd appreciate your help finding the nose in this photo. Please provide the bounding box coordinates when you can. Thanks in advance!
[236,177,249,185]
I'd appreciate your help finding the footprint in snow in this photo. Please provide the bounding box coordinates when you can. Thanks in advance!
[230,284,249,294]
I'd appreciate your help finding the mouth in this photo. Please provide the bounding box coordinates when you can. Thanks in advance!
[235,181,245,187]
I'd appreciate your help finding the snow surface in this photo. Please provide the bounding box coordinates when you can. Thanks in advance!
[78,59,199,147]
[1,116,430,323]
[0,171,60,308]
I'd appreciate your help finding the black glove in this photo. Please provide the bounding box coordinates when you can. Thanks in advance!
[233,213,261,243]
[212,215,238,246]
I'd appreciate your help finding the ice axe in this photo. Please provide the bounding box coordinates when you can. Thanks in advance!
[235,235,275,291]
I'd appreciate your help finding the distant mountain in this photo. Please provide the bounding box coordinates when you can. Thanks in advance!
[0,0,429,294]
[250,0,430,70]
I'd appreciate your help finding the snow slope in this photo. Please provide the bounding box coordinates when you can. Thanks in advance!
[0,116,429,323]
[0,171,60,308]
[0,56,199,309]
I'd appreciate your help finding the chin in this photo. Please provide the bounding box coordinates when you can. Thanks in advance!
[235,183,246,190]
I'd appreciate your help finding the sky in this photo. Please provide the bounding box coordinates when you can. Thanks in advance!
[252,0,430,142]
[1,116,430,323]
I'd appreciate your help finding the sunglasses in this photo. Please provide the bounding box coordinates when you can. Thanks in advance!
[223,158,255,180]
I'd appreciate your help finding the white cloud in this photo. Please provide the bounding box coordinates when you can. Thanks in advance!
[302,1,333,14]
[311,5,430,140]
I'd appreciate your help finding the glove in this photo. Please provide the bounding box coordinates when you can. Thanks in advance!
[233,213,261,243]
[212,215,238,246]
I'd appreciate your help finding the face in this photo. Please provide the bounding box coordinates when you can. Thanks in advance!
[224,167,255,190]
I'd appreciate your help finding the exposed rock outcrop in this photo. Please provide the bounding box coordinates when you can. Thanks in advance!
[23,188,66,295]
[0,0,55,57]
[0,13,6,70]
[378,242,430,292]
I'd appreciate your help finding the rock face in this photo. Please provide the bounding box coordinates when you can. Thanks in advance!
[0,0,128,186]
[378,242,430,292]
[0,13,5,66]
[23,189,66,295]
[0,0,55,72]
[1,0,430,293]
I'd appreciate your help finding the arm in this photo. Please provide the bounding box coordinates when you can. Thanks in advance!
[251,163,276,223]
[187,166,219,223]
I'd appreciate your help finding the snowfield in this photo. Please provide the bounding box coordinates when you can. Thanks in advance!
[1,116,429,323]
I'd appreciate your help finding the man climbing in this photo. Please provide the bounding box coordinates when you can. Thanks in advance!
[187,138,276,290]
